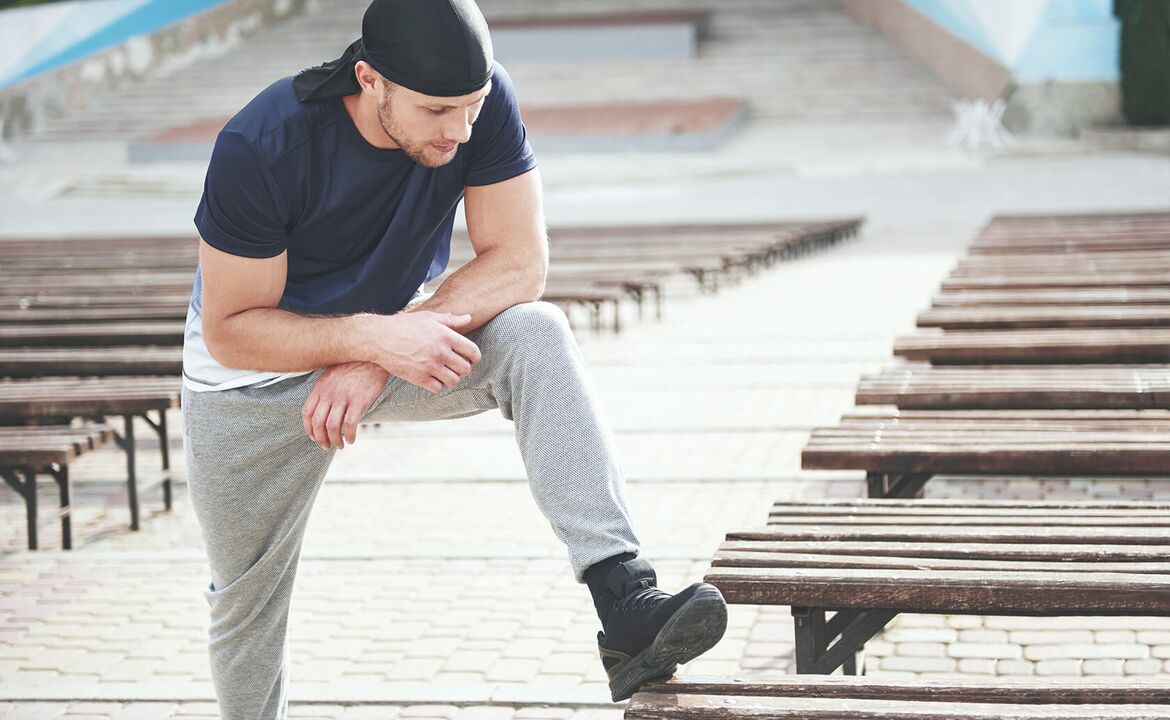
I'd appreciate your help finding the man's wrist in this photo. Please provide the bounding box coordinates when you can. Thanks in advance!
[340,313,381,365]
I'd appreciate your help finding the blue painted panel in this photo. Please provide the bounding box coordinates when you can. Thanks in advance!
[902,0,1001,61]
[1,0,227,88]
[0,0,147,85]
[1014,22,1120,82]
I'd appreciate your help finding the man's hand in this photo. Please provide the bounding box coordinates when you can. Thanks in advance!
[302,362,391,450]
[366,311,481,392]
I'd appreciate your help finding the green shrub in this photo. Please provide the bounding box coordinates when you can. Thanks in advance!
[1115,0,1170,125]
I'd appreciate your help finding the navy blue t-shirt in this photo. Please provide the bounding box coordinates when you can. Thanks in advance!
[192,61,536,317]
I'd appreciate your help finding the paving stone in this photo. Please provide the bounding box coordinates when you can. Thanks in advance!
[893,642,947,658]
[512,709,573,720]
[502,639,559,660]
[1137,631,1170,645]
[1083,658,1126,675]
[108,704,180,720]
[485,658,543,682]
[2,703,70,720]
[336,711,400,720]
[955,629,1008,644]
[1008,630,1094,645]
[947,643,1021,660]
[878,656,957,673]
[453,707,515,720]
[882,628,956,643]
[399,707,459,720]
[1124,659,1164,675]
[943,617,984,630]
[996,659,1035,675]
[174,703,219,716]
[1094,630,1137,644]
[1035,659,1084,676]
[955,658,996,675]
[538,654,593,675]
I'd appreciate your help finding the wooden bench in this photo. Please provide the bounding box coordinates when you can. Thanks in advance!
[894,328,1170,364]
[856,364,1170,409]
[628,675,1170,718]
[941,273,1170,291]
[802,408,1170,498]
[0,377,181,533]
[933,288,1170,307]
[704,498,1170,674]
[0,347,182,377]
[0,321,185,348]
[0,306,189,324]
[917,305,1170,329]
[1,423,114,549]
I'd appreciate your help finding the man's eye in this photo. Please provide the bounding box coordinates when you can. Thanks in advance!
[428,108,445,115]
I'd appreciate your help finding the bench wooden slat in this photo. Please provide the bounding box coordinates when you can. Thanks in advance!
[729,525,1170,544]
[704,564,1170,614]
[720,539,1170,561]
[856,364,1170,409]
[894,328,1170,364]
[0,322,185,347]
[0,347,182,377]
[712,549,1170,573]
[627,691,1170,718]
[0,424,115,466]
[637,675,1170,704]
[933,288,1170,306]
[918,305,1170,329]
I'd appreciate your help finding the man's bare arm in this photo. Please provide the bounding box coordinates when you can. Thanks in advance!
[199,240,480,389]
[411,168,548,329]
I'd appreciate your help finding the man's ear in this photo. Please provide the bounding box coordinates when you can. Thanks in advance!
[353,60,381,95]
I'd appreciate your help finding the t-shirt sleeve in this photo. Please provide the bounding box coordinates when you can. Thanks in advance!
[464,63,537,187]
[193,130,290,258]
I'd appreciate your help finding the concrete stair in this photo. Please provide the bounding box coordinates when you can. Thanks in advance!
[27,0,955,144]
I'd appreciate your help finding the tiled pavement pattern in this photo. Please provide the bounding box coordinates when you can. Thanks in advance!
[7,217,1170,720]
[2,221,926,716]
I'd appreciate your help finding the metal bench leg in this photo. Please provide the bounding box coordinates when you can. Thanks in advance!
[792,607,898,674]
[3,468,36,550]
[867,472,931,499]
[50,465,72,550]
[140,410,173,511]
[122,414,140,531]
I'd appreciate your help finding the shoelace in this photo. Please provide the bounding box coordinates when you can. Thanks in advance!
[615,585,670,613]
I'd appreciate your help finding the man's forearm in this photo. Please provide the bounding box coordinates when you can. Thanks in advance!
[413,246,546,331]
[207,307,374,372]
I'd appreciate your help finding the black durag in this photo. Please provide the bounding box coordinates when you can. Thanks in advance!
[293,0,493,102]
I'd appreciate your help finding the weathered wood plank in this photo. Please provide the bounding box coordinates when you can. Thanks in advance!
[640,674,1170,703]
[703,565,1170,614]
[626,692,1170,718]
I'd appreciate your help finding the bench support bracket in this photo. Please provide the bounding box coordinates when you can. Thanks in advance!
[791,606,898,675]
[2,465,71,550]
[111,411,174,532]
[867,472,931,499]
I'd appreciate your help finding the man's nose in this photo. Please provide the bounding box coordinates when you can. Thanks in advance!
[441,112,474,144]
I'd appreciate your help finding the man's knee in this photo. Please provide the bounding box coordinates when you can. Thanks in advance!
[485,301,574,353]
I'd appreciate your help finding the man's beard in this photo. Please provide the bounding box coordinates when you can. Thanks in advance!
[377,93,456,169]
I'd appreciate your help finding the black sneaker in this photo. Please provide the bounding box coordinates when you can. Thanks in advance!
[594,559,728,702]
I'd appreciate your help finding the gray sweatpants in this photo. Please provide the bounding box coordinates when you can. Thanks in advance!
[181,302,641,720]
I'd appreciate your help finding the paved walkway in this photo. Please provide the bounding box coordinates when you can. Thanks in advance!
[6,198,1170,718]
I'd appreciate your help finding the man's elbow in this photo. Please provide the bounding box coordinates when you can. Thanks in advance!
[203,322,245,369]
[524,256,548,302]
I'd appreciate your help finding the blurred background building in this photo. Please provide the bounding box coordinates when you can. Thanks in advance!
[0,0,1162,149]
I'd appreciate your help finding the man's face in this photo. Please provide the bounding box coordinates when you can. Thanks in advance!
[377,80,492,168]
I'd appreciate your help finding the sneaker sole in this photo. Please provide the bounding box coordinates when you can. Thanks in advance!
[608,583,728,702]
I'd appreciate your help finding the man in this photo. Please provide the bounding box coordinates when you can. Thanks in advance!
[182,1,728,717]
